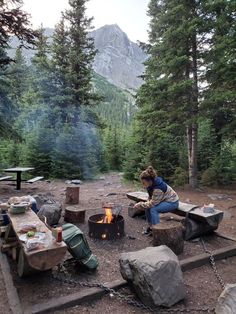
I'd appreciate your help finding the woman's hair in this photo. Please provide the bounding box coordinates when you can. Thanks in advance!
[140,166,157,181]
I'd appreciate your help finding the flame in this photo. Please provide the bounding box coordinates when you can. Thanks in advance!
[98,207,113,224]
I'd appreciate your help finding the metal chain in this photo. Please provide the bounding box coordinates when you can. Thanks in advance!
[200,238,225,289]
[52,264,214,313]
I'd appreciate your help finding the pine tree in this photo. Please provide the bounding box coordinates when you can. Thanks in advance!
[133,0,207,187]
[0,0,37,66]
[203,0,236,141]
[51,17,73,124]
[8,47,29,103]
[65,0,100,120]
[31,26,53,104]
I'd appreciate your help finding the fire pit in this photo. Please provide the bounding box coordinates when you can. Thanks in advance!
[88,204,125,240]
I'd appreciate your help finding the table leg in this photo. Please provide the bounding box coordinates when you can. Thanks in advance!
[16,171,21,190]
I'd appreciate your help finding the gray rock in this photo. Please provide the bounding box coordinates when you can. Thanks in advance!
[91,24,147,90]
[215,284,236,314]
[119,246,185,307]
[33,193,55,209]
[208,194,232,201]
[37,203,62,226]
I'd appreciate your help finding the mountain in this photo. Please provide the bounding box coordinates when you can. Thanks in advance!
[93,72,136,126]
[90,24,146,91]
[8,25,146,91]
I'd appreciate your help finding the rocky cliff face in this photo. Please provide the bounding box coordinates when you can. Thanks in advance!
[91,24,146,91]
[8,24,146,91]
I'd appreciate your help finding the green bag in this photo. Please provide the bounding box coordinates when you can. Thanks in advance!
[62,223,98,270]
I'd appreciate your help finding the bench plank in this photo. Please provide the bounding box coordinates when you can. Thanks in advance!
[27,176,44,183]
[0,176,13,181]
[126,191,224,226]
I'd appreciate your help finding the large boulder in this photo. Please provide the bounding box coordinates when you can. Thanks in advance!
[37,203,62,226]
[215,284,236,314]
[119,245,185,308]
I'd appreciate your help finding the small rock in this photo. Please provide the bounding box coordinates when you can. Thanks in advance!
[104,182,111,186]
[65,180,71,184]
[71,179,82,185]
[208,194,232,201]
[126,235,136,240]
[105,193,118,197]
[99,176,105,180]
[215,284,236,314]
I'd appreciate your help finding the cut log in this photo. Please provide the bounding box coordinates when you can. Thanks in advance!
[128,204,145,218]
[64,207,86,224]
[152,221,184,255]
[65,186,80,205]
[183,217,216,240]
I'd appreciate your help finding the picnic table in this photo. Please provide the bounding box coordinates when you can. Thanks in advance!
[3,167,34,190]
[4,209,67,277]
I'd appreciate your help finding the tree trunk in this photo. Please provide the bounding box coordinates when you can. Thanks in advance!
[187,123,198,188]
[152,221,184,255]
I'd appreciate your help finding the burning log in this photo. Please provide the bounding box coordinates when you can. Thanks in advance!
[152,221,184,255]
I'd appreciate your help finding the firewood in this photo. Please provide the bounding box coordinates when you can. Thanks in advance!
[65,186,80,205]
[152,221,184,255]
[64,207,86,224]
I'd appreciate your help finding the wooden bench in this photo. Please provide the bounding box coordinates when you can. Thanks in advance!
[126,191,224,240]
[4,209,67,277]
[27,176,44,183]
[0,176,12,181]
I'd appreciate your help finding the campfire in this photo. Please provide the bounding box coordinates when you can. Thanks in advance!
[97,205,113,224]
[88,204,125,240]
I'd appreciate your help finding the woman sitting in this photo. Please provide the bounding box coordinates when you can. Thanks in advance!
[134,166,179,235]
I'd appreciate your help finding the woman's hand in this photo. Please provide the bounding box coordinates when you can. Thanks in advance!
[134,202,142,209]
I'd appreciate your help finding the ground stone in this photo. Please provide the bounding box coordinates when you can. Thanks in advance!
[119,245,186,308]
[215,284,236,314]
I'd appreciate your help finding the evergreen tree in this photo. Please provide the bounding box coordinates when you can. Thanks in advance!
[65,0,100,121]
[0,0,37,66]
[131,0,207,187]
[51,17,72,123]
[8,47,29,104]
[203,0,236,141]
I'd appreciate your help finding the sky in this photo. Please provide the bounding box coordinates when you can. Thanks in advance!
[22,0,150,42]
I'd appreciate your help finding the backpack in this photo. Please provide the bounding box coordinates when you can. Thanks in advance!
[62,223,98,270]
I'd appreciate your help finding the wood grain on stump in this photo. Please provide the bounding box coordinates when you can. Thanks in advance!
[65,186,80,205]
[152,221,184,255]
[65,207,85,223]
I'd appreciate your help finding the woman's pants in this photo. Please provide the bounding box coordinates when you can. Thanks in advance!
[145,201,179,225]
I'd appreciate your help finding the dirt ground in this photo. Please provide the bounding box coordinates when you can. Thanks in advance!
[0,172,236,314]
[0,265,11,314]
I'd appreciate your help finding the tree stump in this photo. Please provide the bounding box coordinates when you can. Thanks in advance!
[152,221,184,255]
[64,207,86,224]
[65,186,80,205]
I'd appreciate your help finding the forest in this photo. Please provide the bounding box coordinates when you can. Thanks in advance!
[0,0,235,188]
